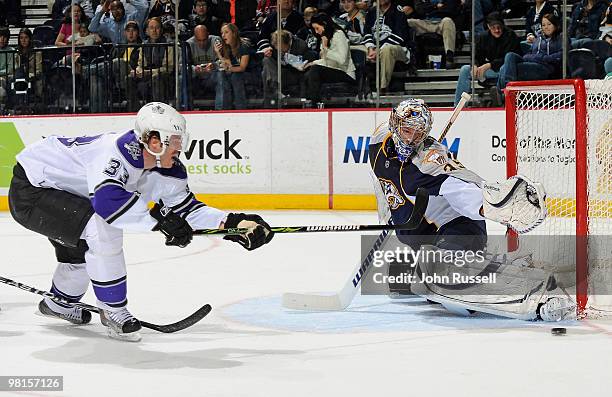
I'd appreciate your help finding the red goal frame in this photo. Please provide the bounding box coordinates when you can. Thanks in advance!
[504,79,589,314]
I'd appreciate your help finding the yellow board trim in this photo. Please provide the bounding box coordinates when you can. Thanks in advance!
[1,194,609,213]
[193,194,330,209]
[332,195,377,210]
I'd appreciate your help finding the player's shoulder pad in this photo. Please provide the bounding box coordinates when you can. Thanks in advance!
[151,158,188,180]
[412,137,455,176]
[370,122,391,145]
[115,130,144,169]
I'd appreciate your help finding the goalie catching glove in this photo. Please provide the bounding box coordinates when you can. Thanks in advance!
[482,175,547,234]
[150,203,193,248]
[223,213,274,250]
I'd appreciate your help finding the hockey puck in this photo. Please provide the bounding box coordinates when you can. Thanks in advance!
[551,327,567,336]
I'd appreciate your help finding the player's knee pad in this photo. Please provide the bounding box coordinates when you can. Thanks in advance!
[49,239,89,264]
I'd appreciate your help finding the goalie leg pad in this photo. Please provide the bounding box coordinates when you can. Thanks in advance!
[410,245,571,320]
[9,163,94,248]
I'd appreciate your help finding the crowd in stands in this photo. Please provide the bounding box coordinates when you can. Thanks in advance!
[0,0,611,114]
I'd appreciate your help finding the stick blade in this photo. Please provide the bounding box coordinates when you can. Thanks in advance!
[282,292,346,311]
[140,304,212,333]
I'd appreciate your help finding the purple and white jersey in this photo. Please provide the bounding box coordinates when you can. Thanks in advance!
[16,130,226,232]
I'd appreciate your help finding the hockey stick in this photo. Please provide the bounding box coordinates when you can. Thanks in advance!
[193,188,427,236]
[281,188,429,311]
[194,219,423,236]
[438,92,471,143]
[0,276,211,333]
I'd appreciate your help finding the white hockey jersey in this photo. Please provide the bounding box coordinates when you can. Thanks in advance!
[16,130,226,232]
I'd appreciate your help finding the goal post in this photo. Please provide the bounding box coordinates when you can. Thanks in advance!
[505,79,612,317]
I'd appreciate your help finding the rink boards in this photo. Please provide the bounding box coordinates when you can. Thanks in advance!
[1,108,509,210]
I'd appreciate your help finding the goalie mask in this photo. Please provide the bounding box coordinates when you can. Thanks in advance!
[389,99,433,162]
[134,102,188,165]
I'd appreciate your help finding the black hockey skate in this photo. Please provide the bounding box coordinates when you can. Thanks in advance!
[38,299,92,325]
[100,308,142,342]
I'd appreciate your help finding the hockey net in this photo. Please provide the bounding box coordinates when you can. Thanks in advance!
[505,79,612,317]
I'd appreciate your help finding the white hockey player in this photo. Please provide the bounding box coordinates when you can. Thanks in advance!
[8,102,274,341]
[368,98,573,321]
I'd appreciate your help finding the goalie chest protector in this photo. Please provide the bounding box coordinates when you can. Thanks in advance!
[368,129,486,237]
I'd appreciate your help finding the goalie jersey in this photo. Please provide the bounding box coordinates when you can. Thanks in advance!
[368,124,487,244]
[16,130,226,232]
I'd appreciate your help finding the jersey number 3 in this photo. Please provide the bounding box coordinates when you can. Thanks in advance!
[104,158,128,184]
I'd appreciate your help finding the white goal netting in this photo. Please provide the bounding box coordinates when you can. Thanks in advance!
[506,79,612,316]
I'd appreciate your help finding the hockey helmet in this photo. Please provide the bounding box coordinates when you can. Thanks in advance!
[389,98,433,161]
[135,102,188,157]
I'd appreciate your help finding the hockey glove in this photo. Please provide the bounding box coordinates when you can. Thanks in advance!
[150,203,193,248]
[223,213,274,251]
[482,175,547,234]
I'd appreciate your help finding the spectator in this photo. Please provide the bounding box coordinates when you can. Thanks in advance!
[256,0,277,28]
[187,24,220,102]
[189,0,222,35]
[149,0,176,18]
[130,17,175,106]
[118,20,143,69]
[303,0,342,17]
[204,0,258,30]
[67,19,97,47]
[215,22,250,109]
[569,0,608,44]
[15,28,43,98]
[296,6,320,52]
[302,13,355,104]
[363,0,412,91]
[453,12,521,105]
[58,16,100,70]
[405,0,460,68]
[257,0,305,54]
[54,4,87,47]
[337,0,367,48]
[262,29,316,106]
[90,20,142,112]
[52,0,95,20]
[0,27,16,102]
[89,0,149,44]
[525,0,559,44]
[495,13,564,105]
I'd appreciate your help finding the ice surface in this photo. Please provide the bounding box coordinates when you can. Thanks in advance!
[0,212,611,397]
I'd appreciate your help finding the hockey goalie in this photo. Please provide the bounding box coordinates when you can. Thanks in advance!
[368,98,574,322]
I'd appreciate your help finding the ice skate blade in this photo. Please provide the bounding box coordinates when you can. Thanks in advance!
[106,327,142,342]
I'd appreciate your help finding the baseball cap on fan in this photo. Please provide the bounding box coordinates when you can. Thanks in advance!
[125,20,139,32]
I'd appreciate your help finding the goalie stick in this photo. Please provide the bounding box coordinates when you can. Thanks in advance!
[281,187,429,311]
[438,92,471,143]
[0,276,211,333]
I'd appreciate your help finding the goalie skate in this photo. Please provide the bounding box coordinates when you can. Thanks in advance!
[100,308,142,342]
[538,297,575,322]
[37,299,92,325]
